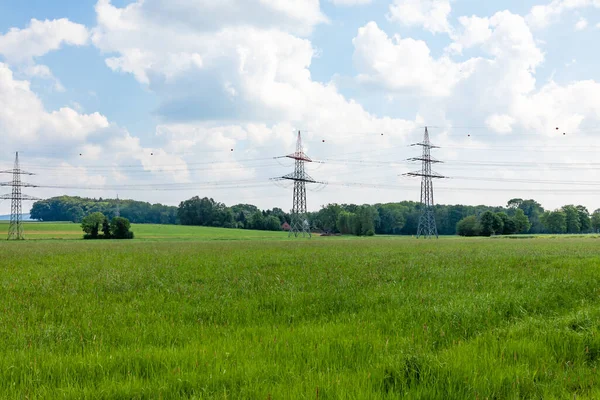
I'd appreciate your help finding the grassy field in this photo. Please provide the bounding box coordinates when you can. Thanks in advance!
[0,228,599,398]
[0,221,287,241]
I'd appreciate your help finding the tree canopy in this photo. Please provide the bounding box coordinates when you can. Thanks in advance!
[31,195,600,236]
[31,196,177,224]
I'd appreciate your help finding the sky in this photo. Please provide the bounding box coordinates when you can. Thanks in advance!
[1,0,600,215]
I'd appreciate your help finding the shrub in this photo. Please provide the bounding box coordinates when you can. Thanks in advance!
[456,216,480,237]
[110,217,134,239]
[81,212,106,239]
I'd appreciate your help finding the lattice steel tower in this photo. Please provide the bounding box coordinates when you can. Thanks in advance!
[404,127,446,239]
[0,152,40,240]
[278,131,321,238]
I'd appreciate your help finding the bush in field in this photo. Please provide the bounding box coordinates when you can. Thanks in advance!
[82,213,134,239]
[81,212,106,239]
[110,217,134,239]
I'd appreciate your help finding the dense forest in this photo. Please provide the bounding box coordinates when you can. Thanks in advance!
[30,196,178,224]
[30,196,600,236]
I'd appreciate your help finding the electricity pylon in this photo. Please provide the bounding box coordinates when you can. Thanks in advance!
[0,152,40,240]
[404,127,447,239]
[273,131,323,238]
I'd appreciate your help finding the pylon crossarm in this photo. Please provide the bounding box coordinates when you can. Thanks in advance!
[282,177,317,183]
[403,172,447,179]
[410,143,440,149]
[286,152,312,162]
[0,194,40,201]
[0,181,38,187]
[0,169,35,175]
[407,157,443,163]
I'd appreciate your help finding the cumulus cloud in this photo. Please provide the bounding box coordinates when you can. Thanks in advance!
[0,18,89,63]
[0,60,192,206]
[527,0,600,29]
[93,0,326,39]
[352,22,477,96]
[575,17,588,30]
[0,62,108,144]
[387,0,452,34]
[81,0,427,211]
[90,0,418,135]
[447,15,492,54]
[23,64,65,91]
[485,114,515,133]
[330,0,373,5]
[6,0,600,213]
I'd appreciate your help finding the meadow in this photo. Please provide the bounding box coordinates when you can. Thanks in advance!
[0,224,599,398]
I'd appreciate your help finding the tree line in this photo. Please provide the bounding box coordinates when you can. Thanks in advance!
[30,196,600,236]
[30,196,178,224]
[177,197,288,231]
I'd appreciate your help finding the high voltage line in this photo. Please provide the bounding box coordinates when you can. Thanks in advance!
[17,157,600,173]
[5,129,600,206]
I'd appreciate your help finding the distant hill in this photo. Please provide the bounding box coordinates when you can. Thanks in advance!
[0,214,32,221]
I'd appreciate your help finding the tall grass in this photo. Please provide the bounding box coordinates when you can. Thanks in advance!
[0,238,598,398]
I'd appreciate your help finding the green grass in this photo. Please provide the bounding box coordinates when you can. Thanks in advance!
[0,235,599,398]
[0,221,288,241]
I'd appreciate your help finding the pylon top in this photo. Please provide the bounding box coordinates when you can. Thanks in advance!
[410,126,440,148]
[286,130,312,162]
[0,152,35,175]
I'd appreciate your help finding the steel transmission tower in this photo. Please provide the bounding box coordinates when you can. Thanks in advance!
[275,131,323,238]
[115,195,120,217]
[404,127,447,239]
[0,152,40,240]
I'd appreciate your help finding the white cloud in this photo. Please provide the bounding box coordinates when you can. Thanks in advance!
[575,17,588,30]
[355,10,542,101]
[511,80,600,135]
[447,15,492,54]
[527,0,600,29]
[0,18,89,63]
[0,61,191,191]
[91,0,418,133]
[445,10,600,141]
[23,64,65,92]
[6,0,600,213]
[388,0,452,34]
[81,0,424,211]
[93,0,326,40]
[485,114,515,133]
[0,62,108,144]
[330,0,373,5]
[352,22,476,96]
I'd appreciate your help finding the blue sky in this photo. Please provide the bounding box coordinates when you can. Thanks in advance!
[1,0,600,215]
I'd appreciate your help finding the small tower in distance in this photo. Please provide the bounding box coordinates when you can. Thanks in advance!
[404,127,447,239]
[0,152,40,240]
